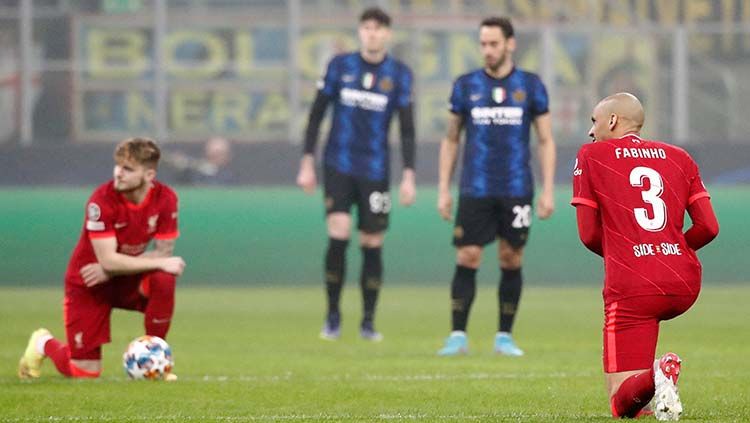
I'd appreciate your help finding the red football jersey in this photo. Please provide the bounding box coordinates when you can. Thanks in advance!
[64,181,179,286]
[571,134,710,302]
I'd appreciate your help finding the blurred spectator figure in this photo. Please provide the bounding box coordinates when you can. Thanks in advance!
[166,137,237,185]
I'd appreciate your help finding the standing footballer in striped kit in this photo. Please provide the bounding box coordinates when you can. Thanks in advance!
[437,17,556,356]
[296,7,416,342]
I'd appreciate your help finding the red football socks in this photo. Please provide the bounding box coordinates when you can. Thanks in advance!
[43,338,73,377]
[610,368,656,418]
[144,271,176,339]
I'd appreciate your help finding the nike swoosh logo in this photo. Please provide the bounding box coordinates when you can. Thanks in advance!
[470,94,482,101]
[151,318,171,324]
[114,222,128,229]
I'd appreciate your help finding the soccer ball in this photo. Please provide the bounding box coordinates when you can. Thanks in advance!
[123,335,173,380]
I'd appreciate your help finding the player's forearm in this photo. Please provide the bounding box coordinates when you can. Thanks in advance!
[537,136,556,194]
[302,92,330,156]
[684,197,719,250]
[576,206,603,256]
[138,239,175,259]
[438,139,458,192]
[399,104,416,170]
[98,252,168,275]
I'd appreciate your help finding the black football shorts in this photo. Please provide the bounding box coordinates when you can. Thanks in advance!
[323,166,390,233]
[452,195,533,248]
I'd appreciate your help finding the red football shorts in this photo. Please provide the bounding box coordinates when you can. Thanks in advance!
[64,274,150,360]
[603,294,698,373]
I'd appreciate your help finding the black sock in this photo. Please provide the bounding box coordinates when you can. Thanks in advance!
[451,265,477,332]
[499,267,522,333]
[325,238,348,316]
[360,246,383,327]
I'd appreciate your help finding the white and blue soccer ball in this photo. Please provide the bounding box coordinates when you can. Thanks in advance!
[123,335,173,380]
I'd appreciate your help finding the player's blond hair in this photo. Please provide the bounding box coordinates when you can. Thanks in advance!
[114,138,161,169]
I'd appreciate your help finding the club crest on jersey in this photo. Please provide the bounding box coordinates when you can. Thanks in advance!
[512,89,526,102]
[492,87,506,104]
[379,76,393,92]
[147,214,159,233]
[362,72,375,90]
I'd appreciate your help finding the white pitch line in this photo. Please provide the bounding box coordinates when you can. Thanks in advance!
[4,371,594,385]
[0,411,607,422]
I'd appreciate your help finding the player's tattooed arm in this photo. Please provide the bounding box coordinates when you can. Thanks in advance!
[445,112,463,144]
[85,237,185,282]
[437,113,464,220]
[141,239,176,258]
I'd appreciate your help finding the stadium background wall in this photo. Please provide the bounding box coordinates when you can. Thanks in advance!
[1,187,743,286]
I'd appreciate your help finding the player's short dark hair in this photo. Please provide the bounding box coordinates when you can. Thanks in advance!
[480,16,514,39]
[360,7,391,27]
[114,137,161,169]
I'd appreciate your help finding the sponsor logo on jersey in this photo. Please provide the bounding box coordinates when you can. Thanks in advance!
[492,87,506,104]
[512,89,526,103]
[342,74,355,83]
[340,88,388,112]
[114,222,128,229]
[119,242,149,255]
[379,76,394,92]
[469,93,482,102]
[470,106,523,125]
[362,72,375,90]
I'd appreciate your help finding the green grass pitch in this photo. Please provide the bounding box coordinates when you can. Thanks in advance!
[1,286,748,422]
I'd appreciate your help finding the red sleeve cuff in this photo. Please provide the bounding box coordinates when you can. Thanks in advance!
[154,231,179,240]
[571,197,598,209]
[88,231,116,239]
[687,192,710,206]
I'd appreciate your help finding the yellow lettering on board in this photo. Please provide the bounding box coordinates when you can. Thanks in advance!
[165,31,227,79]
[126,92,154,129]
[298,30,357,79]
[88,29,147,78]
[255,93,290,130]
[449,33,480,78]
[213,92,251,130]
[171,91,209,130]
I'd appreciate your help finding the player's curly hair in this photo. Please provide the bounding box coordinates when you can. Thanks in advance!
[114,137,161,169]
[480,16,514,39]
[360,7,391,27]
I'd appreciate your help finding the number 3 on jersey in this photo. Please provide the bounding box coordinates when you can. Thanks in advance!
[629,166,667,232]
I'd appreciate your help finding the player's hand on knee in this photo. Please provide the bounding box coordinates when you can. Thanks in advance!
[160,257,186,276]
[80,263,111,287]
[437,190,453,221]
